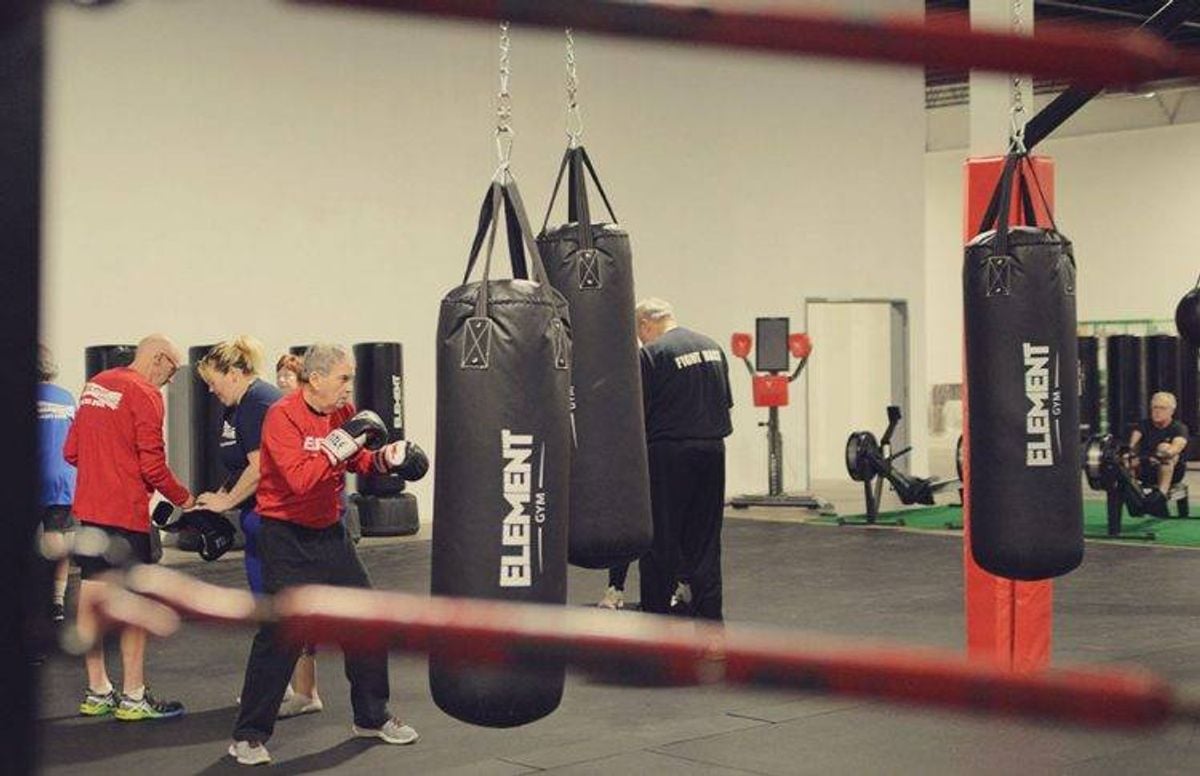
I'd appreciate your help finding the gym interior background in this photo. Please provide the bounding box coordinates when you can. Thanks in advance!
[44,1,1200,504]
[42,0,927,503]
[21,0,1200,771]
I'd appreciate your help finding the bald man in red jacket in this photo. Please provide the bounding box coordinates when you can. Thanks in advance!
[66,334,194,721]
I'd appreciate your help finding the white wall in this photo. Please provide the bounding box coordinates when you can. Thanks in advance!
[44,0,928,515]
[925,121,1200,390]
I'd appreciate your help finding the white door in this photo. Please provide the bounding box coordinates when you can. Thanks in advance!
[806,302,896,482]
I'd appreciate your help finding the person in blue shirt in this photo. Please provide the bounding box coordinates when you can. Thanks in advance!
[36,344,76,623]
[194,336,322,719]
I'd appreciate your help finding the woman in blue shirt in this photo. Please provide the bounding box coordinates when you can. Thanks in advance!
[195,336,322,718]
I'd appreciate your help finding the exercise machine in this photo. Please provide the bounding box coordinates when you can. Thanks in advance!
[1082,433,1190,540]
[728,317,834,513]
[842,405,962,526]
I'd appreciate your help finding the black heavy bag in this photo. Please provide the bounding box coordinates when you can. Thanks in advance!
[1146,334,1180,398]
[1106,334,1144,439]
[963,153,1082,580]
[537,146,652,568]
[353,342,409,499]
[187,344,229,495]
[1077,336,1100,439]
[1181,344,1199,447]
[431,177,572,727]
[352,342,420,537]
[1175,284,1200,347]
[84,344,135,379]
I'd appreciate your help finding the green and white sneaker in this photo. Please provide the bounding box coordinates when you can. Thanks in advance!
[79,688,119,717]
[114,690,185,721]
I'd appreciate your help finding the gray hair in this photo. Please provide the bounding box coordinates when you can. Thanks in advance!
[37,344,57,382]
[300,343,350,382]
[635,297,675,323]
[1151,391,1178,410]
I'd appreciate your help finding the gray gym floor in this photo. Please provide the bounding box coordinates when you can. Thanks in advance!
[36,512,1200,775]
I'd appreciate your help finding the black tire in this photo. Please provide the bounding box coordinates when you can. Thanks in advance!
[845,431,878,482]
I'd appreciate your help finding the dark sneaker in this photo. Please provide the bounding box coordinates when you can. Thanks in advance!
[79,688,119,717]
[114,690,185,721]
[49,603,65,623]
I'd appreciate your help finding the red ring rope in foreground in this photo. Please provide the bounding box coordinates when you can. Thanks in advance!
[289,0,1200,89]
[101,565,1192,730]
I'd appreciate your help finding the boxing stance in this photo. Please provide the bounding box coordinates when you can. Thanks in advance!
[228,343,427,766]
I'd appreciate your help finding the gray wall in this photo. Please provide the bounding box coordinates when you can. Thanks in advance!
[43,0,928,510]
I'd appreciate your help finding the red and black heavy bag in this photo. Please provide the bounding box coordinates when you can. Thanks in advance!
[537,146,652,568]
[963,152,1083,580]
[431,176,573,727]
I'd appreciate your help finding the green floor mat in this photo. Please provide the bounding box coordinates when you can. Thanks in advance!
[819,500,1200,547]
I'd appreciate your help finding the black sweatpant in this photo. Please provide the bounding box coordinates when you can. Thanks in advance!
[608,562,629,591]
[639,438,725,620]
[232,519,390,743]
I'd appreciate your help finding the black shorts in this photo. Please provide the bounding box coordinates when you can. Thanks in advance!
[1138,455,1187,487]
[40,505,75,532]
[75,523,155,580]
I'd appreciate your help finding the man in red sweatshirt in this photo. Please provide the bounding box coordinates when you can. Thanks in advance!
[65,334,194,721]
[228,343,428,767]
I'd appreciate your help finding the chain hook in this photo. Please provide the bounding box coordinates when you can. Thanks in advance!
[493,21,515,176]
[1008,0,1027,153]
[565,27,584,147]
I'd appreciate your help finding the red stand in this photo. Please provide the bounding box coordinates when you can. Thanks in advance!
[962,155,1055,672]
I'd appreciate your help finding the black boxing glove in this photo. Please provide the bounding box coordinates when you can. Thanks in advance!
[320,410,388,465]
[190,510,236,562]
[372,439,429,481]
[151,501,183,532]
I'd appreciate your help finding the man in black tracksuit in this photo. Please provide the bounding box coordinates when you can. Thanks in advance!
[635,298,733,621]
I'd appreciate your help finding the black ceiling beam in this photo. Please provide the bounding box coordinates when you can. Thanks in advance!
[1023,0,1200,149]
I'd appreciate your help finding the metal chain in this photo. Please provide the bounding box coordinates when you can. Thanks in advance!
[565,28,584,146]
[1009,0,1027,152]
[495,21,514,173]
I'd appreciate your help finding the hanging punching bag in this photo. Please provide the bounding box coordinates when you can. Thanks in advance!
[1175,284,1200,347]
[537,146,651,569]
[963,153,1082,581]
[431,177,572,727]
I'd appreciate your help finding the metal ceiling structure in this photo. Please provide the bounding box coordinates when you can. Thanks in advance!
[926,0,1200,107]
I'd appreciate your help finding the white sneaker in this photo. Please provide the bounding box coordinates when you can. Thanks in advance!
[598,586,624,610]
[352,718,419,745]
[278,692,324,719]
[669,581,693,613]
[228,740,271,766]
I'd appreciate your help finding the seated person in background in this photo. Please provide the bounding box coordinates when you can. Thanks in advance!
[1128,391,1189,509]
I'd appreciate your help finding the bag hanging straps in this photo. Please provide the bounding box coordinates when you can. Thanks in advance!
[975,153,1021,298]
[567,149,593,249]
[1020,156,1059,233]
[501,178,551,288]
[977,152,1022,242]
[540,145,620,237]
